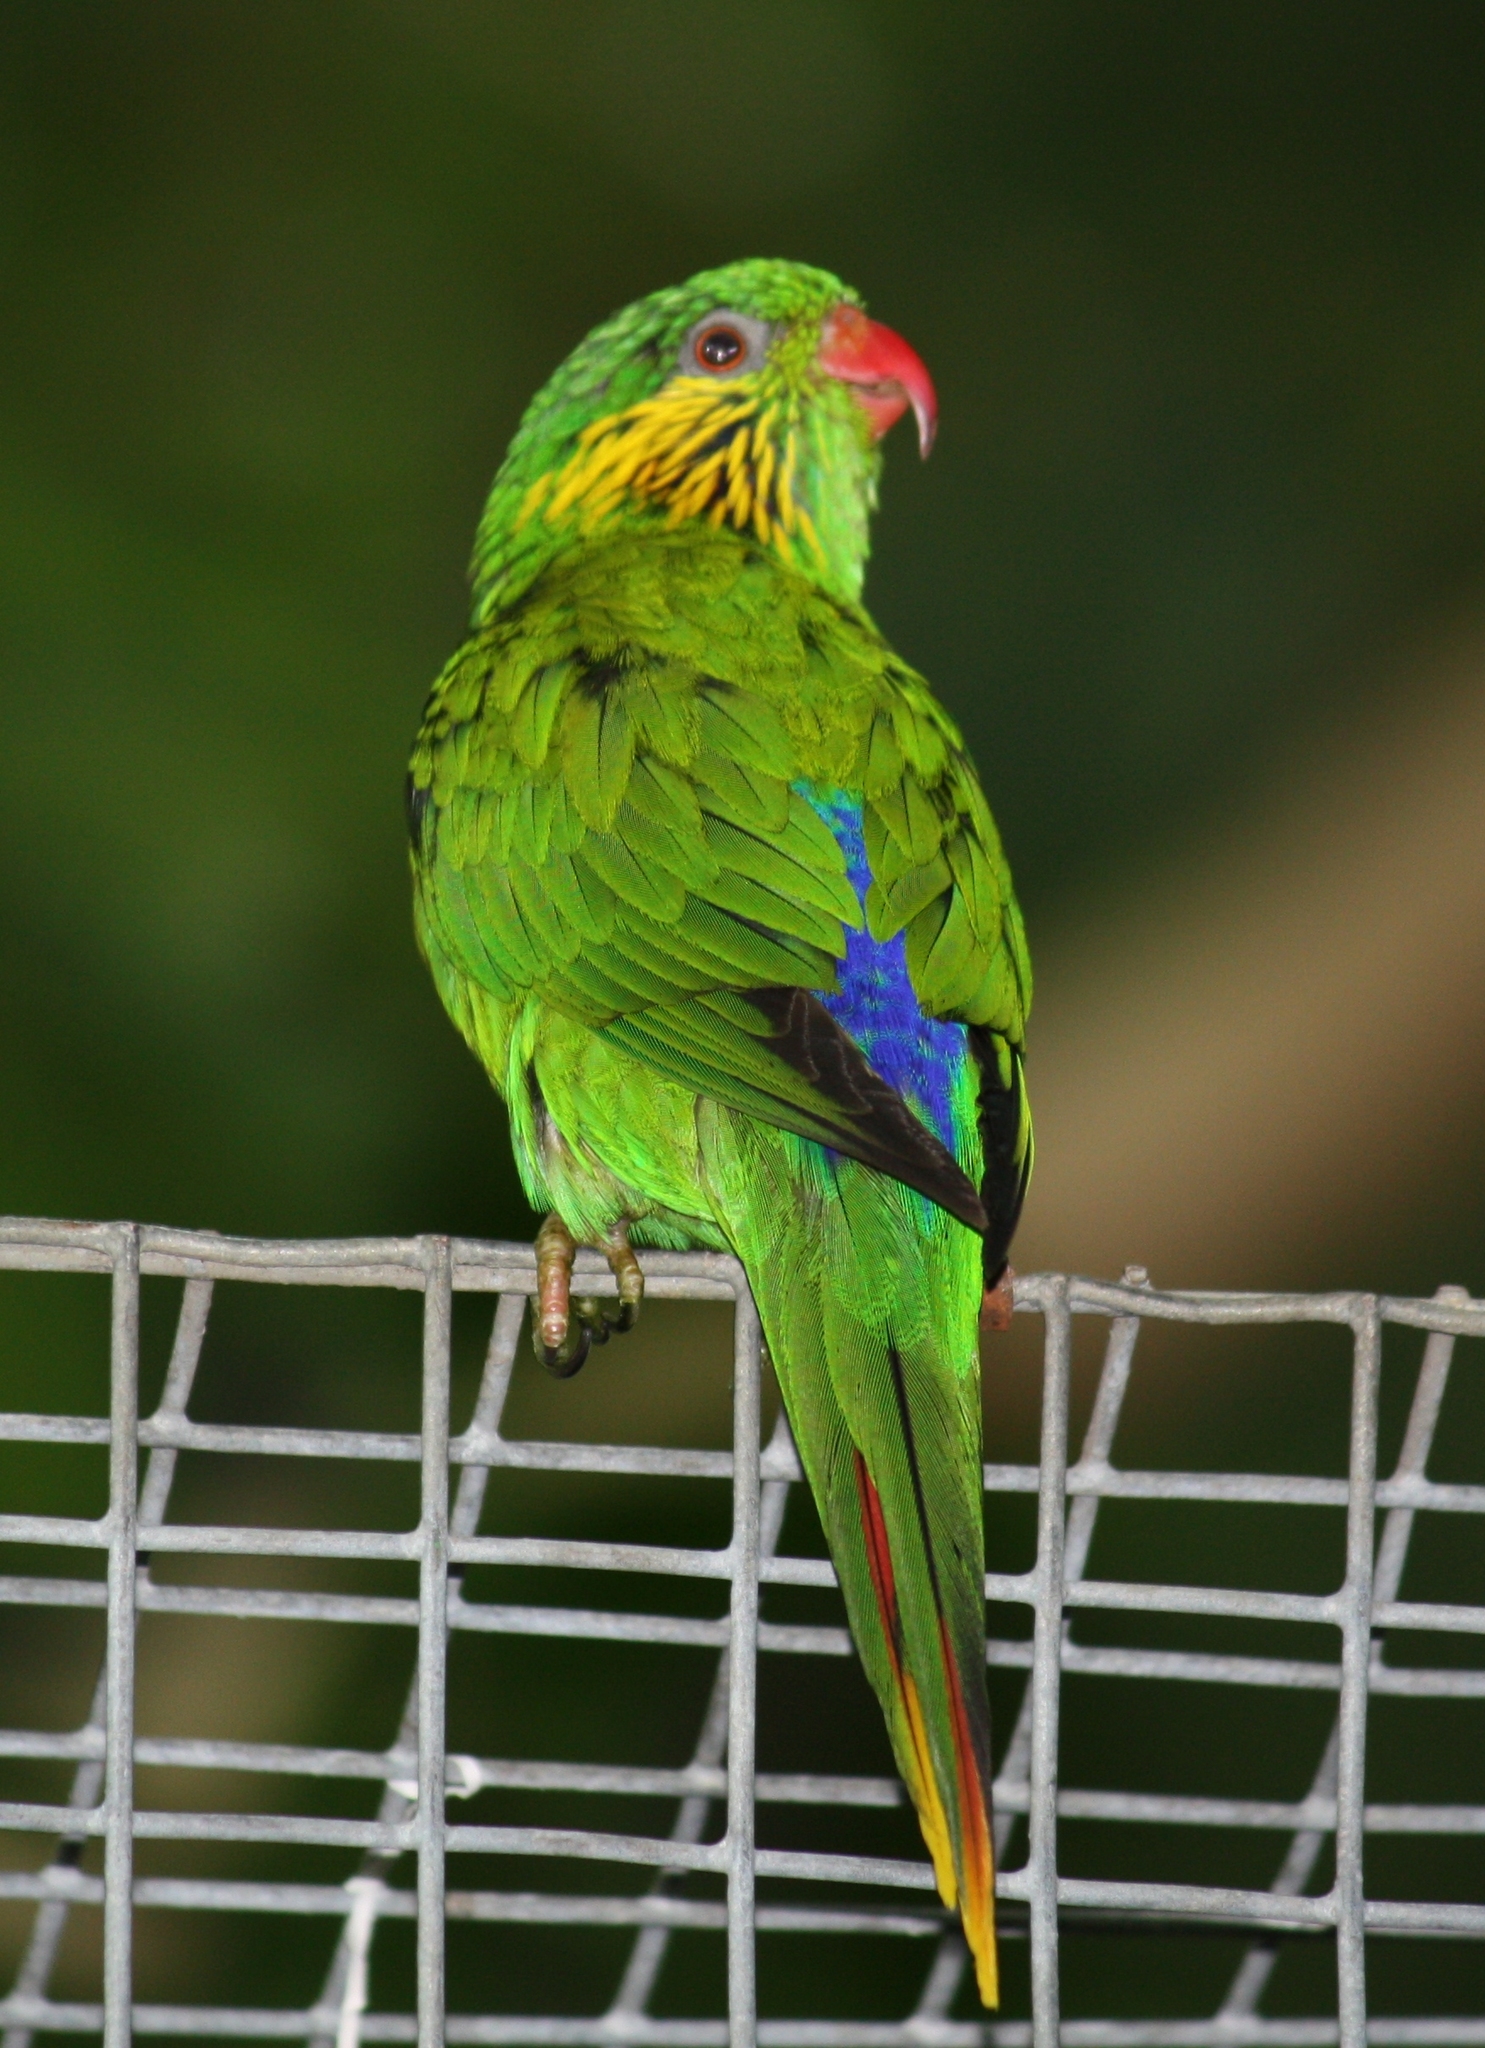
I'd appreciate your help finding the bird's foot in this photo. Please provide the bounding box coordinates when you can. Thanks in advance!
[602,1223,645,1334]
[533,1216,645,1377]
[535,1214,589,1376]
[979,1266,1016,1334]
[571,1221,645,1342]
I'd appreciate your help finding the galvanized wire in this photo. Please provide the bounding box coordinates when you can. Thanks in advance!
[0,1220,1480,2046]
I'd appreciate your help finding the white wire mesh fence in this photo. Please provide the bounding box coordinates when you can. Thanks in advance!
[0,1220,1480,2047]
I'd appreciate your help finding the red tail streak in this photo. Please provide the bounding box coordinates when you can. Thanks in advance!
[853,1452,958,1909]
[856,1448,901,1644]
[939,1619,999,2006]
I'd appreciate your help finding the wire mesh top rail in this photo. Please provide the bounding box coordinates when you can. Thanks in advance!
[0,1219,1481,2048]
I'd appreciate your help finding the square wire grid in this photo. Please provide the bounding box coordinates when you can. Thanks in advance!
[0,1220,1481,2048]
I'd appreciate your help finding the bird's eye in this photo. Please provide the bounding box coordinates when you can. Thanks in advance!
[695,324,745,371]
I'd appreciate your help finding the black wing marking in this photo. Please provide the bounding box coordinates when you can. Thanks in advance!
[742,986,989,1234]
[968,1026,1031,1287]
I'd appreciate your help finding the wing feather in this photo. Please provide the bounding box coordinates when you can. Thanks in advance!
[693,748,792,833]
[408,561,1030,1223]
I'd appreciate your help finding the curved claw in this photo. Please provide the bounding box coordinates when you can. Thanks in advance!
[573,1296,613,1344]
[538,1321,592,1379]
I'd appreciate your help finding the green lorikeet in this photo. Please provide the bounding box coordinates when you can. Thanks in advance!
[407,259,1032,2005]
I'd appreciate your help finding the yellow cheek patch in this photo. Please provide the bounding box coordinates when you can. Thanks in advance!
[518,376,821,568]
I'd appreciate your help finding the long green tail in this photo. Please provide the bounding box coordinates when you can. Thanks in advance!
[702,1108,999,2006]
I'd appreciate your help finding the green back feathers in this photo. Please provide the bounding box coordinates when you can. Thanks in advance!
[413,530,1028,1039]
[409,528,1029,1230]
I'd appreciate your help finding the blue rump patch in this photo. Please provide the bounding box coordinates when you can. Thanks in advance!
[799,785,966,1151]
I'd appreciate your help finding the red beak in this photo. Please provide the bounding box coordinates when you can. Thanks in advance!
[817,303,938,456]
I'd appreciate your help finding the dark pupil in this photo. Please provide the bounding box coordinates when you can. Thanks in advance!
[699,327,743,368]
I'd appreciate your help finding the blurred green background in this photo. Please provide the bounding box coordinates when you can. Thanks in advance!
[3,0,1485,2033]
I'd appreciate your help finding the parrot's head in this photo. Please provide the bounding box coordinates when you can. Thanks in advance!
[471,258,937,621]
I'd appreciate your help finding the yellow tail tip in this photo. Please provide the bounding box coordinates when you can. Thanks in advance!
[918,1808,958,1912]
[902,1674,958,1907]
[922,1832,998,2006]
[967,1918,1000,2008]
[957,1832,999,2006]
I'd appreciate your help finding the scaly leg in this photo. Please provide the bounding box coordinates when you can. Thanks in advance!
[603,1222,645,1333]
[534,1214,591,1378]
[979,1265,1016,1335]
